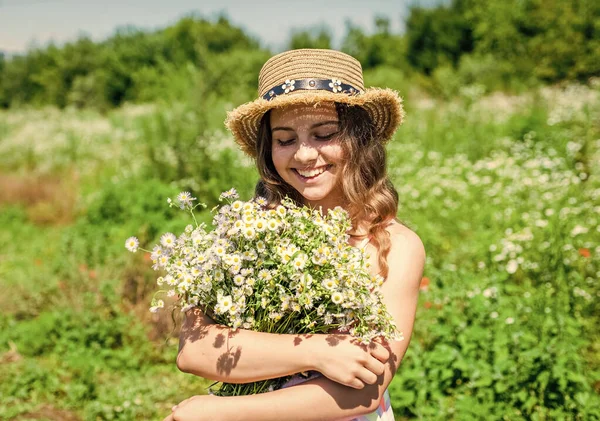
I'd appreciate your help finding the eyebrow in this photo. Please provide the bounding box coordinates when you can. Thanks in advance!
[271,120,340,133]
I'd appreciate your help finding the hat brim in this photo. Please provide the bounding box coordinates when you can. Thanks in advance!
[225,88,405,158]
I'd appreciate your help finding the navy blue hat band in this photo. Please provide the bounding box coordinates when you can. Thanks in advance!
[262,78,362,101]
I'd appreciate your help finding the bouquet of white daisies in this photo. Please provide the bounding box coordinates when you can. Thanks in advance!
[125,189,402,395]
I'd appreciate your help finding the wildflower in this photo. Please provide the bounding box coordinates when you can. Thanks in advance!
[331,291,344,305]
[490,311,499,319]
[267,219,279,231]
[231,201,244,213]
[161,233,177,248]
[276,205,287,217]
[322,279,336,290]
[506,259,519,274]
[579,248,591,258]
[242,226,256,240]
[571,225,588,236]
[234,274,245,286]
[254,219,267,232]
[176,191,196,209]
[292,253,308,270]
[150,299,165,313]
[219,188,239,201]
[125,236,139,252]
[505,317,515,325]
[216,295,233,314]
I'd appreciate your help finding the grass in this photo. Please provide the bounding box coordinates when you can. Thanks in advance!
[1,82,599,420]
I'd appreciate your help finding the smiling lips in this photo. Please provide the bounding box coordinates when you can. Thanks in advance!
[294,165,331,179]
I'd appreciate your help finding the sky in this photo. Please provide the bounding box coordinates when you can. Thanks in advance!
[0,0,439,54]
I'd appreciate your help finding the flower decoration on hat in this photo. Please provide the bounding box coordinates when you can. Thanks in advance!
[329,79,342,93]
[281,79,296,94]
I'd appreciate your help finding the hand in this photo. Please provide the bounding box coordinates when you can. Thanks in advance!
[309,334,389,389]
[163,395,224,421]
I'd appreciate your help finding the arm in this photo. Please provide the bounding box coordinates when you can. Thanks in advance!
[170,229,426,421]
[177,301,389,388]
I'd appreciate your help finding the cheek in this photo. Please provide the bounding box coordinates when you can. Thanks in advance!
[320,143,345,164]
[271,148,288,173]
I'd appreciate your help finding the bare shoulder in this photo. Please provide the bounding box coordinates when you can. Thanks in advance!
[384,221,426,287]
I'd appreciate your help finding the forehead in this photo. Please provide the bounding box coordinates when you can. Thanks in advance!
[270,102,338,129]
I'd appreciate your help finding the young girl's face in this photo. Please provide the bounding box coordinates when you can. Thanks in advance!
[270,102,345,210]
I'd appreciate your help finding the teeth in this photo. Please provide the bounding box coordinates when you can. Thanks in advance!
[297,166,327,178]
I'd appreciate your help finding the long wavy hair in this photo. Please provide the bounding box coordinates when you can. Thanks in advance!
[254,102,400,278]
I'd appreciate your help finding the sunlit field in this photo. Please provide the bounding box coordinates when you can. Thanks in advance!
[1,82,599,420]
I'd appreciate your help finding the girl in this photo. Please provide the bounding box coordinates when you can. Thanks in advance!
[164,48,425,421]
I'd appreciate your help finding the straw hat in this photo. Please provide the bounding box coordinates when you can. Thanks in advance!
[225,48,404,157]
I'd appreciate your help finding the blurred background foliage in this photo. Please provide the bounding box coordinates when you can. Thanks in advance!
[0,0,599,420]
[0,0,599,110]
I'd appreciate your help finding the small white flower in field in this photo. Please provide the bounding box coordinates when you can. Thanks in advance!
[490,312,499,319]
[570,225,588,236]
[331,291,344,305]
[150,299,165,313]
[219,188,239,201]
[125,236,139,252]
[176,191,196,208]
[167,290,176,297]
[506,259,519,274]
[505,317,515,325]
[255,196,267,206]
[161,233,177,248]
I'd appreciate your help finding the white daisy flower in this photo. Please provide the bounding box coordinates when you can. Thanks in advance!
[234,274,245,286]
[255,196,267,206]
[322,279,336,290]
[176,191,196,209]
[219,188,239,201]
[160,233,177,248]
[254,219,267,232]
[243,227,256,240]
[331,291,344,305]
[125,236,139,253]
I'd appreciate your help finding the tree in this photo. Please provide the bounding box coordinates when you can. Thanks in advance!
[288,25,333,50]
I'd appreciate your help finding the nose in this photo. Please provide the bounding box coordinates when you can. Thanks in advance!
[293,141,318,163]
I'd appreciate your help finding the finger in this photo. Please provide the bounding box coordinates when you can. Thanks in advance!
[172,405,178,412]
[369,343,390,363]
[348,377,366,390]
[356,367,378,385]
[163,414,174,421]
[364,356,386,377]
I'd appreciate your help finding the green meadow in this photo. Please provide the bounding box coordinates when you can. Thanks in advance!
[1,82,599,420]
[1,2,599,420]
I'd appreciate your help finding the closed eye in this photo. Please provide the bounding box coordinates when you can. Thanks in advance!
[276,138,295,146]
[315,132,338,141]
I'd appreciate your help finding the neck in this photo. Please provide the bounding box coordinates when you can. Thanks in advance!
[303,190,347,214]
